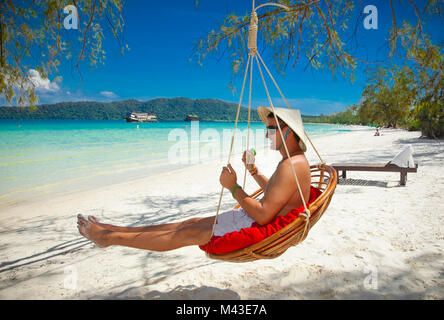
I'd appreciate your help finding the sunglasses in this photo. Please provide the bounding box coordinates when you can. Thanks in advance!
[266,124,287,131]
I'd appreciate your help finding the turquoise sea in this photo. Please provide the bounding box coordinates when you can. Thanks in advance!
[0,120,352,208]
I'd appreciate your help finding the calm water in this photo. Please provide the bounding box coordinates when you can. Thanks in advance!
[0,119,351,208]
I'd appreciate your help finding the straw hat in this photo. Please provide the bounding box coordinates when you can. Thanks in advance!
[257,106,307,152]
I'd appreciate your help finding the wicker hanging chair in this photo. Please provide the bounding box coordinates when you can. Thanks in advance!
[208,164,337,263]
[204,1,338,262]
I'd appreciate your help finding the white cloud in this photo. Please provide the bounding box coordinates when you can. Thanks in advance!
[100,91,118,99]
[27,69,60,92]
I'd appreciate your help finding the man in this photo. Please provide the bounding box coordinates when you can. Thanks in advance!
[77,107,311,252]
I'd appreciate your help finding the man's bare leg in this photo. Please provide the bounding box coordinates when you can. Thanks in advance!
[77,215,213,251]
[85,215,215,233]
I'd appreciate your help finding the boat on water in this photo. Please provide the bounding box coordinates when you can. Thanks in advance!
[185,114,199,122]
[126,112,158,122]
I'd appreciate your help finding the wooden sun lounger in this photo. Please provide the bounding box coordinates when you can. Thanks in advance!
[331,163,418,186]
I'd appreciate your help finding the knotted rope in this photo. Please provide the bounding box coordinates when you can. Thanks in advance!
[247,12,258,55]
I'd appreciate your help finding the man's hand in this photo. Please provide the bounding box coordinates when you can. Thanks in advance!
[242,151,255,171]
[219,163,238,191]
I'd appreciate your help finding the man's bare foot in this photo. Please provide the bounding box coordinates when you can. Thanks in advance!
[77,214,112,248]
[87,215,127,232]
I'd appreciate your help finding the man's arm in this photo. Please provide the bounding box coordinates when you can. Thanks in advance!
[233,162,298,225]
[250,166,268,190]
[242,151,268,190]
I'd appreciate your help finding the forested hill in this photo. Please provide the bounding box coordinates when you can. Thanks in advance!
[0,98,262,121]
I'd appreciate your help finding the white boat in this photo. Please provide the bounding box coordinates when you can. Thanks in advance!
[126,112,158,122]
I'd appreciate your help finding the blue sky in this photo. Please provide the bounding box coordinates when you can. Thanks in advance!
[8,0,443,115]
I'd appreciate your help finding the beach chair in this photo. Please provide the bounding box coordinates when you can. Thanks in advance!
[332,145,418,186]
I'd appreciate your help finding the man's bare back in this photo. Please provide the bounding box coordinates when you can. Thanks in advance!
[260,153,311,216]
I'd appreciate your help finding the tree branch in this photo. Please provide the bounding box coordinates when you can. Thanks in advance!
[313,1,343,66]
[77,0,97,69]
[291,8,307,69]
[390,0,397,54]
[6,46,31,85]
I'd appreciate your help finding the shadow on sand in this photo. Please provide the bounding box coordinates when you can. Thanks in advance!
[86,251,443,300]
[0,191,230,294]
[102,285,241,300]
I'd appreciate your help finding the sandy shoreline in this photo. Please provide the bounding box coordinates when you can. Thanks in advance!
[0,126,443,300]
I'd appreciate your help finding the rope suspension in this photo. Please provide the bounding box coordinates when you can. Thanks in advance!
[210,1,325,246]
[210,53,252,239]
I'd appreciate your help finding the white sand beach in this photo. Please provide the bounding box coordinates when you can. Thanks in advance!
[0,126,443,300]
